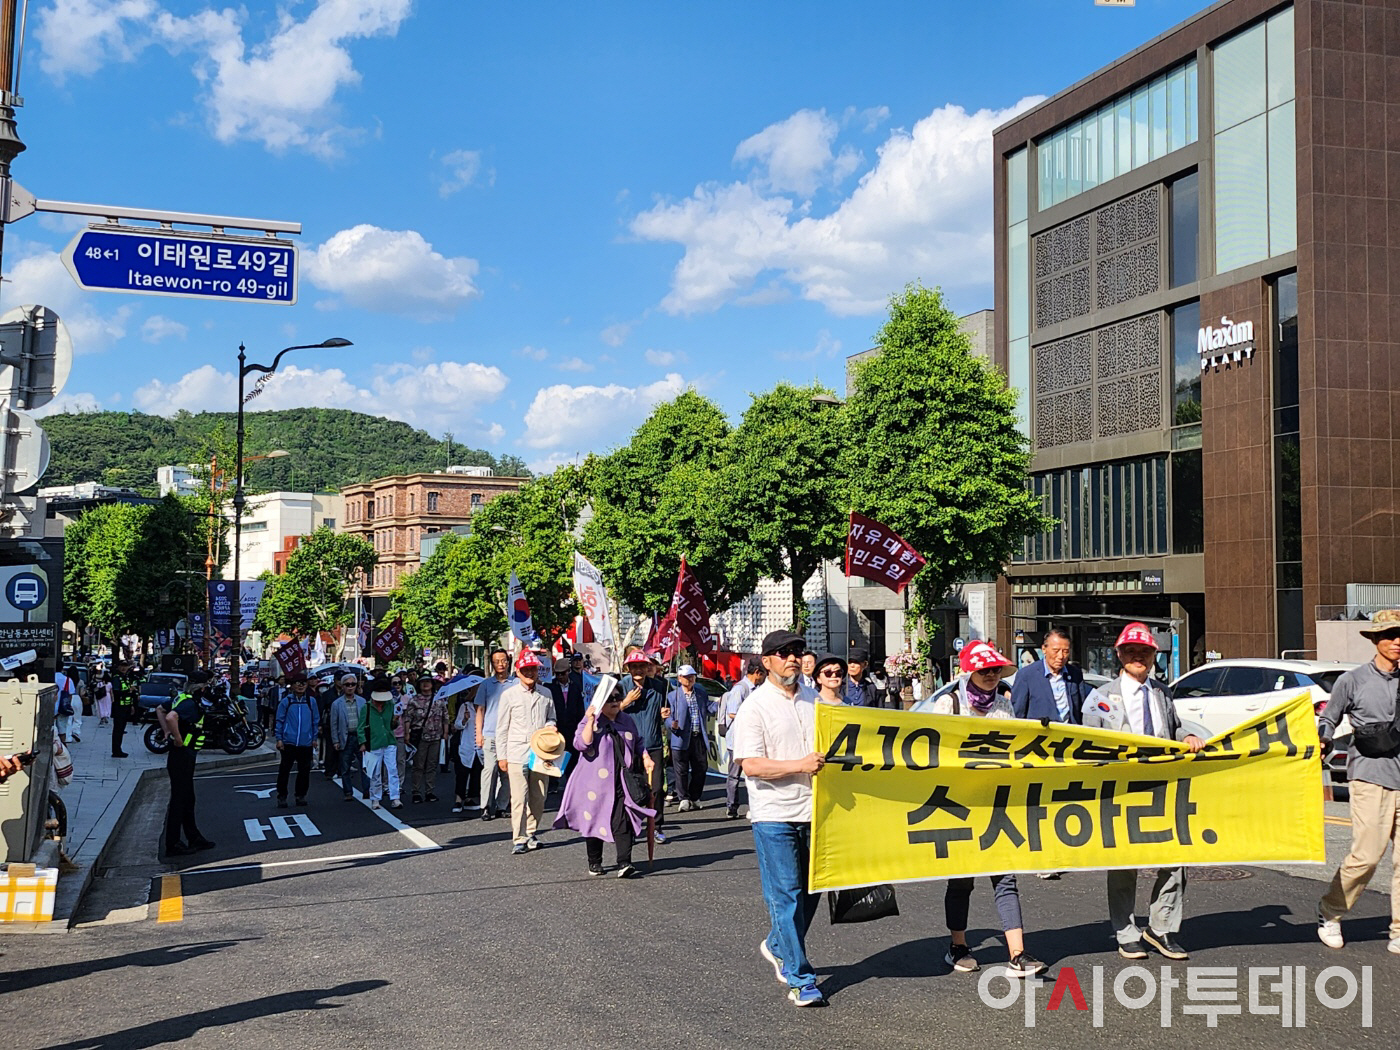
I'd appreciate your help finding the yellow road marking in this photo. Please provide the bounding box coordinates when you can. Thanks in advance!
[1324,816,1351,827]
[156,874,183,923]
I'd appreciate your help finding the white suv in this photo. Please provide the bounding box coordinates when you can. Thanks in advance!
[1169,658,1355,790]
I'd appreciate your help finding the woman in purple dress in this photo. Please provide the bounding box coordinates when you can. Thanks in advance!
[554,685,656,878]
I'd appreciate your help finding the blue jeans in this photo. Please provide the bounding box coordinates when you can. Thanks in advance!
[751,821,820,989]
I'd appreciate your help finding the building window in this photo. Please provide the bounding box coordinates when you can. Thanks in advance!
[1170,449,1203,555]
[322,518,335,529]
[1022,456,1170,563]
[242,520,268,533]
[1273,272,1302,653]
[1005,147,1030,436]
[408,493,415,513]
[427,491,439,513]
[1169,300,1202,428]
[1213,7,1296,273]
[1168,172,1198,287]
[1037,58,1197,210]
[470,493,483,510]
[365,499,375,520]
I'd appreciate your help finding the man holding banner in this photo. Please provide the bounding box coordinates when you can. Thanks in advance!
[1082,622,1204,961]
[729,629,826,1008]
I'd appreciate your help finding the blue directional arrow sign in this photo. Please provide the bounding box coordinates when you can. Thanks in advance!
[61,227,298,305]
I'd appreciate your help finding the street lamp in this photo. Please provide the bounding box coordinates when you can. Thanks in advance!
[231,338,352,687]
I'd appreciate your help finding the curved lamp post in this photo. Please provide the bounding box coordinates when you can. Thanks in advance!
[230,338,352,686]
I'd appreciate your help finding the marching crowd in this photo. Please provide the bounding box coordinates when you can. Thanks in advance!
[149,610,1400,1010]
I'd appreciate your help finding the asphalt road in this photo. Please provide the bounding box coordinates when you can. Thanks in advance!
[1,758,1396,1050]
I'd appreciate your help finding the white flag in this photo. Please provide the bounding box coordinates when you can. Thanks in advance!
[572,552,615,646]
[507,571,539,646]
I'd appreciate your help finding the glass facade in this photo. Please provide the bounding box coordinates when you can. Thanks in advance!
[1273,272,1302,653]
[1169,172,1199,286]
[1037,59,1197,211]
[1006,148,1031,436]
[1213,6,1296,273]
[1169,300,1202,427]
[1020,456,1170,563]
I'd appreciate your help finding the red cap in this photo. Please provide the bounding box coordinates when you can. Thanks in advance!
[515,650,541,670]
[1114,622,1159,649]
[623,650,652,665]
[959,641,1012,674]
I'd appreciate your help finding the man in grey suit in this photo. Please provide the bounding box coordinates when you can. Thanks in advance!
[1082,622,1205,961]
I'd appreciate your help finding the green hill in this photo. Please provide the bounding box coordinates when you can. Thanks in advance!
[41,408,529,492]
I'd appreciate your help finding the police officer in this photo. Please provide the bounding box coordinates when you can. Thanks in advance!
[159,669,217,857]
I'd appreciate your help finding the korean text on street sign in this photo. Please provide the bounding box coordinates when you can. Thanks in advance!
[61,228,297,305]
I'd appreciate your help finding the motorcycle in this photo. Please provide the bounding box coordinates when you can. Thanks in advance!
[144,688,250,755]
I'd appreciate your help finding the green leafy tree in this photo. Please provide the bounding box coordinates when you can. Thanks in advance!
[254,527,377,640]
[844,285,1051,653]
[436,465,591,647]
[63,495,205,645]
[717,383,849,632]
[584,392,765,616]
[387,533,462,652]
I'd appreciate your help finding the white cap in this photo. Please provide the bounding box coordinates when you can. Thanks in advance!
[677,664,697,677]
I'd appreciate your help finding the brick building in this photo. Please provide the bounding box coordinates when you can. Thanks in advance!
[341,468,526,607]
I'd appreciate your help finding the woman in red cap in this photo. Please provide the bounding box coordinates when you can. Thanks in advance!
[931,640,1045,978]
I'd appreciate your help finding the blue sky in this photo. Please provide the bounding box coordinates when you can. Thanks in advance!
[10,0,1209,472]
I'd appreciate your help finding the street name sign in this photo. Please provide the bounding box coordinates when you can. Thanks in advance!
[61,227,298,305]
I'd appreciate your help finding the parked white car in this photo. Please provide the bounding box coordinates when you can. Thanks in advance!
[1169,658,1356,791]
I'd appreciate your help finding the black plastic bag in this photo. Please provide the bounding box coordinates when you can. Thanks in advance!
[827,883,899,924]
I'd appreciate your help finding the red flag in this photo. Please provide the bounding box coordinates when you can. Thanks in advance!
[274,639,306,677]
[844,511,926,593]
[373,615,407,664]
[664,557,716,656]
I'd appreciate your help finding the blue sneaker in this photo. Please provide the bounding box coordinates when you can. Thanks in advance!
[788,985,825,1008]
[654,829,669,845]
[759,940,786,985]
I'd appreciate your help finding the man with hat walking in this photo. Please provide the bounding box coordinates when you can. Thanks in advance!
[729,628,826,1007]
[359,678,402,809]
[1316,609,1400,954]
[274,672,320,808]
[621,647,672,842]
[495,650,557,854]
[667,664,711,812]
[1083,622,1204,960]
[843,648,880,707]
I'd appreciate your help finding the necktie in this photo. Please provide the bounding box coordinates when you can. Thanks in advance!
[1140,684,1155,736]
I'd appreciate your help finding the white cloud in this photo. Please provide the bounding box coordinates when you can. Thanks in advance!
[132,358,510,439]
[141,315,188,343]
[556,357,593,373]
[37,0,412,158]
[522,373,687,451]
[599,321,634,348]
[633,96,1043,316]
[304,225,481,319]
[32,392,103,417]
[644,348,686,367]
[0,249,131,353]
[438,149,489,197]
[733,109,858,196]
[518,345,549,361]
[775,329,842,362]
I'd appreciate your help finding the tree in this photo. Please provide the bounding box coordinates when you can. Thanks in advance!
[254,527,376,639]
[436,465,590,647]
[843,285,1050,649]
[584,391,766,616]
[63,495,206,645]
[387,533,461,653]
[716,383,849,632]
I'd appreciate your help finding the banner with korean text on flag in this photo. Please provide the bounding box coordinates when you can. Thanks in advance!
[844,511,926,593]
[373,615,407,664]
[275,639,306,678]
[358,616,371,651]
[572,553,615,647]
[666,557,716,656]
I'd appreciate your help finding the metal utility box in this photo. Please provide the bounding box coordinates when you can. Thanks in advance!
[0,679,56,862]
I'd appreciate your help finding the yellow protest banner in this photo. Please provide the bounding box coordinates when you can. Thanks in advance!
[810,690,1325,892]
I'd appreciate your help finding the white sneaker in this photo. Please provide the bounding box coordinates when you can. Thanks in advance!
[678,800,693,812]
[759,940,786,985]
[370,799,380,810]
[1317,906,1344,949]
[1388,937,1400,955]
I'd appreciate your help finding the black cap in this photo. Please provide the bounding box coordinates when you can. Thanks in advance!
[760,629,806,656]
[848,646,870,663]
[813,652,847,676]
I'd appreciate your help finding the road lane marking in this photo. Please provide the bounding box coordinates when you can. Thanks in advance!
[178,846,437,877]
[353,795,439,850]
[244,813,322,841]
[156,874,183,923]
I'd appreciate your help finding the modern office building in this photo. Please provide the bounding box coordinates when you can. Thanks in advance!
[993,0,1397,673]
[226,491,345,580]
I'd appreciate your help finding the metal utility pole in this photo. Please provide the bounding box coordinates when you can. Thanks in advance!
[0,0,26,282]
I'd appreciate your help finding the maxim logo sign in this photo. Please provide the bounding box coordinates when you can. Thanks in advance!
[1197,316,1255,370]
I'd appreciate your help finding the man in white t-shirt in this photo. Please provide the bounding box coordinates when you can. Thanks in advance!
[729,629,825,1008]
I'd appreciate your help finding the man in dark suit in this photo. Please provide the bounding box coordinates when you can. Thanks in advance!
[1010,627,1092,724]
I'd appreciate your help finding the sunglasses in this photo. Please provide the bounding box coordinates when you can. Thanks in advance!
[771,645,805,658]
[817,669,844,678]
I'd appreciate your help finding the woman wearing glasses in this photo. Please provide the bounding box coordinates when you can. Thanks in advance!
[811,653,848,705]
[930,640,1045,979]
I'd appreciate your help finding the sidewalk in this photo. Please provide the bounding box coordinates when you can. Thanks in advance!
[1,719,274,934]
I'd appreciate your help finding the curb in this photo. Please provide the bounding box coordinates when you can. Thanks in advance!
[0,745,276,935]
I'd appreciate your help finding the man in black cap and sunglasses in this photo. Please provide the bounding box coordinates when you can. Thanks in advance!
[729,629,826,1008]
